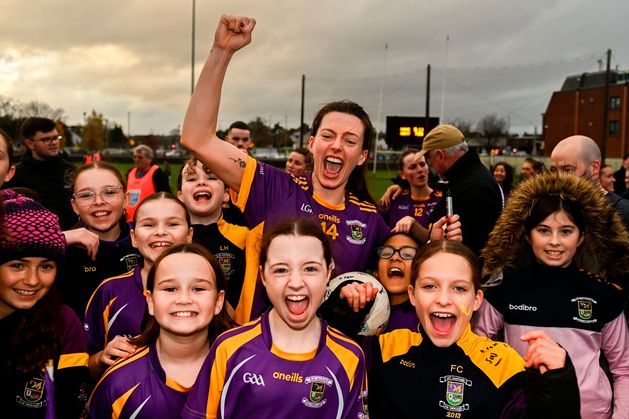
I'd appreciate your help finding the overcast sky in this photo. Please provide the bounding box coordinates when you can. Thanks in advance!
[1,0,627,136]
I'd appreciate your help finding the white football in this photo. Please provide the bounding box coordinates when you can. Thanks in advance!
[324,271,390,336]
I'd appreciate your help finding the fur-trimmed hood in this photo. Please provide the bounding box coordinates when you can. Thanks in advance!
[481,172,629,280]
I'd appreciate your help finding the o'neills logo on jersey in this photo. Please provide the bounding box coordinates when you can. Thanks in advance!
[508,303,537,311]
[439,375,471,413]
[345,220,367,245]
[273,371,303,383]
[302,375,333,408]
[571,297,597,324]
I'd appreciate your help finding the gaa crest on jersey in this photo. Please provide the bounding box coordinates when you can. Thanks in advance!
[345,220,367,244]
[439,375,471,412]
[446,380,464,406]
[577,300,592,320]
[302,375,333,408]
[218,253,233,274]
[124,255,140,272]
[571,296,597,324]
[24,378,45,403]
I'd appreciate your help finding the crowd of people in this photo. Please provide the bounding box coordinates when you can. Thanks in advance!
[1,14,628,419]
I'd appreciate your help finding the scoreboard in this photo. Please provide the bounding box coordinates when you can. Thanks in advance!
[385,116,440,150]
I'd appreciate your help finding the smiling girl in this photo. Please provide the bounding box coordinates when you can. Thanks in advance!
[474,172,629,418]
[56,162,141,318]
[0,191,89,418]
[369,240,580,418]
[84,192,193,378]
[88,243,234,418]
[182,219,368,419]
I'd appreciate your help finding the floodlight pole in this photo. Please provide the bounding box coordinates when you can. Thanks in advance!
[373,43,388,174]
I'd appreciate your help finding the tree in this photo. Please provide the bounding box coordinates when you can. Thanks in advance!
[248,117,272,148]
[448,118,474,138]
[476,114,509,149]
[106,124,128,148]
[18,100,66,121]
[82,110,106,151]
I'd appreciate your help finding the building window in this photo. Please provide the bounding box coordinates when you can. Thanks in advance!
[610,96,621,109]
[609,120,620,136]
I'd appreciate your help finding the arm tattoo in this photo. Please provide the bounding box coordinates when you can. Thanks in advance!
[228,156,246,168]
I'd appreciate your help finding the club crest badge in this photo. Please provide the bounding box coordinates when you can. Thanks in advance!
[302,375,333,408]
[218,254,232,274]
[439,375,471,413]
[446,380,464,406]
[577,300,592,320]
[24,378,45,403]
[345,220,367,244]
[571,297,597,324]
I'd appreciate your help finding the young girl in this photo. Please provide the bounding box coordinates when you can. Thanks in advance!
[322,232,422,335]
[57,162,142,318]
[88,243,234,418]
[84,192,193,378]
[182,219,368,419]
[381,150,442,242]
[474,172,629,418]
[0,190,89,418]
[369,240,580,418]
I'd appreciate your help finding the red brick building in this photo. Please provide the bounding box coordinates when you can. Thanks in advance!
[542,70,629,158]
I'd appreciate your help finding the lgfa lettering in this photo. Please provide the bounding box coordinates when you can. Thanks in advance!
[273,371,304,383]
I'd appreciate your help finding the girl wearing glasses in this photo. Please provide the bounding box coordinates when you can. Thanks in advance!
[84,192,193,379]
[55,162,142,318]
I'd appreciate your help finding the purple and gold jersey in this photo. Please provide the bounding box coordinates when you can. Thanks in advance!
[183,312,368,419]
[385,189,442,229]
[84,267,146,354]
[89,342,190,418]
[233,157,390,323]
[0,305,89,419]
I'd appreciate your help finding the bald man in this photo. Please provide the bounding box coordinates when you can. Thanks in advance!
[551,135,629,230]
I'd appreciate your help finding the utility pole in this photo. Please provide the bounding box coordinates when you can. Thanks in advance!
[425,64,431,134]
[601,48,611,163]
[300,75,305,147]
[191,0,196,95]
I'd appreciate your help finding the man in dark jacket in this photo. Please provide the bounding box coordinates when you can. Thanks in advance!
[4,117,76,229]
[418,124,503,255]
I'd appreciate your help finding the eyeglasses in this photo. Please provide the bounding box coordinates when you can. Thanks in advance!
[377,245,417,260]
[73,187,124,206]
[32,135,62,145]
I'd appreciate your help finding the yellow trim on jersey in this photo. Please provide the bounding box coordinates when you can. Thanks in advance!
[217,217,249,249]
[348,195,378,213]
[325,332,361,391]
[102,297,118,345]
[456,325,525,388]
[234,155,257,211]
[206,322,264,416]
[270,343,317,361]
[410,194,431,201]
[234,223,264,324]
[378,328,423,363]
[58,352,89,369]
[312,192,345,211]
[165,377,192,392]
[84,269,135,318]
[88,347,150,406]
[112,382,142,418]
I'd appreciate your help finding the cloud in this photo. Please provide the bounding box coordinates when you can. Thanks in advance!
[0,0,627,135]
